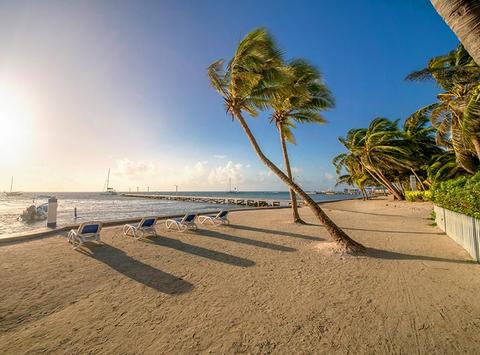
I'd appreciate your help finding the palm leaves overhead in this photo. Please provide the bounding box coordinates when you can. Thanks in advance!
[207,28,286,118]
[405,44,480,89]
[270,59,334,143]
[406,44,480,174]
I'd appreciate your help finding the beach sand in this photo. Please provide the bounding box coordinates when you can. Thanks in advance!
[1,198,480,354]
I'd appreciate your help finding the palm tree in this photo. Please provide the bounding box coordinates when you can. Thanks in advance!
[430,1,480,65]
[337,118,412,200]
[407,45,480,173]
[207,28,365,253]
[403,107,444,189]
[269,59,335,223]
[332,153,371,200]
[425,150,465,185]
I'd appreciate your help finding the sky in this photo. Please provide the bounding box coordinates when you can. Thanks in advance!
[0,0,459,192]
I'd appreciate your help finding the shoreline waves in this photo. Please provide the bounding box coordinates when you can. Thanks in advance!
[0,191,360,237]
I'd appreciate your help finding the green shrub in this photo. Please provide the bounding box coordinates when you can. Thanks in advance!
[405,190,432,202]
[431,171,480,219]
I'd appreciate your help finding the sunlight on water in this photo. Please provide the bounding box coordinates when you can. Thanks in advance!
[0,192,359,236]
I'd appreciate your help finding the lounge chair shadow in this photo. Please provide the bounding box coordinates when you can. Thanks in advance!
[226,224,324,241]
[77,244,193,295]
[367,247,475,265]
[194,229,297,252]
[144,236,255,267]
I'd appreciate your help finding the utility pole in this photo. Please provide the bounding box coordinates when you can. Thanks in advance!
[174,185,178,193]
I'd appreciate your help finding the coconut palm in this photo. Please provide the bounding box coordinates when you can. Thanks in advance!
[430,1,480,65]
[405,44,480,88]
[332,152,371,200]
[337,118,412,200]
[269,59,335,223]
[425,150,465,185]
[403,106,444,189]
[207,28,364,253]
[407,45,480,173]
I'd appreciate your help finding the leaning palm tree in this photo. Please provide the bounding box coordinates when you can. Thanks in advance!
[207,28,364,253]
[406,45,480,172]
[333,153,371,200]
[430,1,480,65]
[403,107,444,189]
[338,118,412,200]
[269,59,335,224]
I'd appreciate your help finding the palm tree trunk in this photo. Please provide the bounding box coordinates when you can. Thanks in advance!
[360,188,366,201]
[431,1,480,65]
[410,168,426,191]
[277,123,305,224]
[361,187,368,200]
[235,111,365,253]
[365,166,404,200]
[471,135,480,160]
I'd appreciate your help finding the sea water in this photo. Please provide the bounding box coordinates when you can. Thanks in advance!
[0,191,359,236]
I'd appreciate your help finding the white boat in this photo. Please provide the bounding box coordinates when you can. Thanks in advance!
[100,169,118,195]
[228,178,239,194]
[19,196,49,222]
[4,176,22,197]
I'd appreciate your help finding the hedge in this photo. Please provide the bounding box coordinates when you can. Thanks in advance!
[405,190,432,202]
[430,171,480,219]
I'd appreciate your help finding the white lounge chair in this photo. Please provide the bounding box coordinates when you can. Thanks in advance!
[165,213,197,232]
[198,210,230,225]
[68,222,102,249]
[123,217,158,240]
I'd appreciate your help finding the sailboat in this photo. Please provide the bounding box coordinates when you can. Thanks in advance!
[100,169,118,196]
[5,176,22,197]
[228,177,238,194]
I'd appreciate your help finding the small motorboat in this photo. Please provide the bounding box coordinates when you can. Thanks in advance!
[19,196,50,222]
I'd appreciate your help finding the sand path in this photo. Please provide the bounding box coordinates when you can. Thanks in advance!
[1,199,479,354]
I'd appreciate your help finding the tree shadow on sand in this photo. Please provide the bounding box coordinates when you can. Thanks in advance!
[326,208,420,219]
[343,227,445,235]
[143,236,255,267]
[304,223,444,236]
[367,247,475,265]
[77,244,193,295]
[226,224,324,241]
[194,229,297,252]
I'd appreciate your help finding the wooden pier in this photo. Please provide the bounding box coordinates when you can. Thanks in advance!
[121,194,291,207]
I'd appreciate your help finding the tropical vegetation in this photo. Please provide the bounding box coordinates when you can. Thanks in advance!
[431,171,480,218]
[333,44,479,200]
[269,59,334,223]
[208,28,365,253]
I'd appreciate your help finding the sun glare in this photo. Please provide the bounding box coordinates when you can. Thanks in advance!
[0,85,34,163]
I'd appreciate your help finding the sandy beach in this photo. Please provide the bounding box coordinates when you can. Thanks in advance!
[1,198,480,354]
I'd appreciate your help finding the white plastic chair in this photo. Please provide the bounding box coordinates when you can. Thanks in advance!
[68,222,103,250]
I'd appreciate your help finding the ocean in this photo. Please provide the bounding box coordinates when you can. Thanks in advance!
[0,191,359,236]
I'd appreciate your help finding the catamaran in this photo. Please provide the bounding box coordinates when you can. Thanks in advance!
[5,176,22,197]
[100,169,118,195]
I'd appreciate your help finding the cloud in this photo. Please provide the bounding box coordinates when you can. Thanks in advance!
[114,158,156,179]
[324,172,334,181]
[208,161,244,186]
[213,154,227,159]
